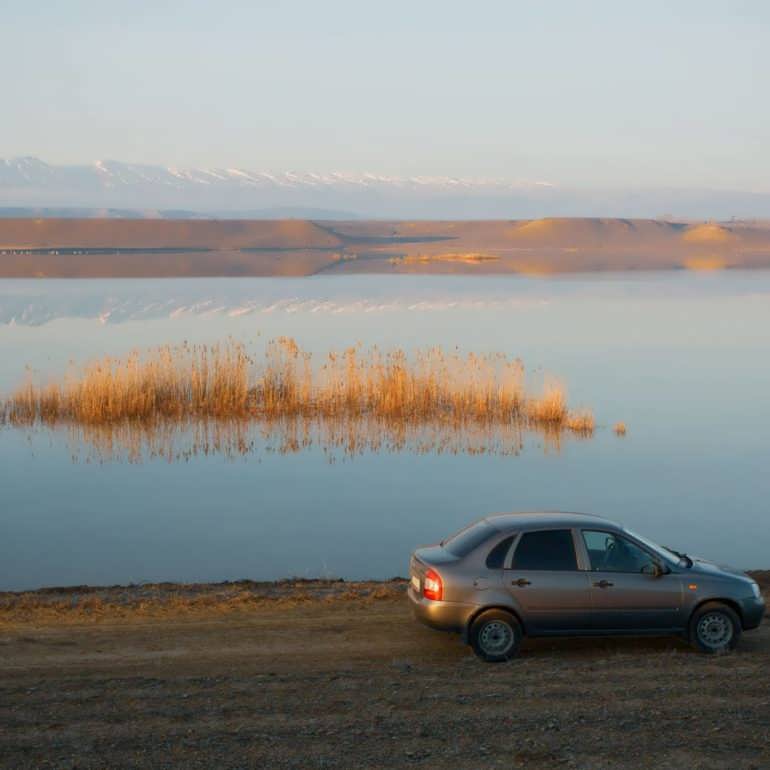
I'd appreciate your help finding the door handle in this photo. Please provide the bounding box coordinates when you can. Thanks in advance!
[593,580,614,588]
[512,578,531,587]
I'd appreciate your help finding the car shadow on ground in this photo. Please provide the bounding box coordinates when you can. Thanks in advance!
[412,619,768,663]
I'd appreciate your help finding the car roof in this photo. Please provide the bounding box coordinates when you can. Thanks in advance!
[483,511,622,532]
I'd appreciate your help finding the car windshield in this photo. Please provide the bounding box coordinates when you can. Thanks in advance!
[442,520,495,557]
[622,528,679,565]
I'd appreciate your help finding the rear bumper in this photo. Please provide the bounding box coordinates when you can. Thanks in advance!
[740,596,766,631]
[407,587,476,633]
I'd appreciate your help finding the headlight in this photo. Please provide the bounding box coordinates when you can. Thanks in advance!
[750,581,761,599]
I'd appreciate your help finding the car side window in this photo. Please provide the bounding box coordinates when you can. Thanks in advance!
[486,535,516,569]
[582,530,656,573]
[511,529,577,571]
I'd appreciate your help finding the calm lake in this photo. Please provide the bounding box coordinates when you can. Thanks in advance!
[1,272,769,590]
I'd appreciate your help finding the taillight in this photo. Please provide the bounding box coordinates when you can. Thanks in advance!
[423,568,443,601]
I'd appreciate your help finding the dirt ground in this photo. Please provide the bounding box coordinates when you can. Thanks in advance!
[1,576,768,770]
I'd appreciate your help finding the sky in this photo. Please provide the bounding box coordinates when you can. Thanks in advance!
[3,0,770,190]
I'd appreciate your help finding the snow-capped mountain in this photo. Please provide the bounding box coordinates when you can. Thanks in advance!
[1,157,769,219]
[0,156,551,193]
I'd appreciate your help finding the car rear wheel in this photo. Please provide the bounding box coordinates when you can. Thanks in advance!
[469,609,522,662]
[689,602,741,654]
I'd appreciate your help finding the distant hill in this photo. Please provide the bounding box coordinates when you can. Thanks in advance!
[0,207,204,220]
[2,217,770,278]
[0,205,358,221]
[3,157,770,220]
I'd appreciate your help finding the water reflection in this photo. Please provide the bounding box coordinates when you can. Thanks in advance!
[4,274,770,589]
[50,415,585,464]
[4,273,768,327]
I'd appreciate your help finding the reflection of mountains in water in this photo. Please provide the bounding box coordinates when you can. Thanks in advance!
[52,416,583,464]
[4,272,769,326]
[0,293,546,326]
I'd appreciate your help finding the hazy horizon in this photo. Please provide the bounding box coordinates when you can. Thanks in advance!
[4,155,770,219]
[3,0,770,194]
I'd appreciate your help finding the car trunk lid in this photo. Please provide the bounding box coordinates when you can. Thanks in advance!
[410,545,458,595]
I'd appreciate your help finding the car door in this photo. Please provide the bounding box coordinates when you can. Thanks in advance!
[580,529,684,631]
[503,528,592,634]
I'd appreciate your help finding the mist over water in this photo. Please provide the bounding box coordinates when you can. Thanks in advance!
[2,273,769,589]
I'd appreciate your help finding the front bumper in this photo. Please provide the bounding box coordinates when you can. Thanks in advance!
[407,587,476,633]
[740,596,766,631]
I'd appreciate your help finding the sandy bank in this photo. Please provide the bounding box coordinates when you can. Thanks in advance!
[3,217,770,276]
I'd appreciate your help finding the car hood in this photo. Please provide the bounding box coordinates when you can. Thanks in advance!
[689,557,751,582]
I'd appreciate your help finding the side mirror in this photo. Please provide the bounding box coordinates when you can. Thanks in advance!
[642,562,665,578]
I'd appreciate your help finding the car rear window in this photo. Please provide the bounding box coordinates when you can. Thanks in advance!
[512,529,577,571]
[443,521,495,557]
[486,535,516,569]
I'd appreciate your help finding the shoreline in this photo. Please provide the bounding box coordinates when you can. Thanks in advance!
[2,572,767,625]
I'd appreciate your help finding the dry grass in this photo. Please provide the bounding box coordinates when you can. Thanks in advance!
[565,409,596,435]
[2,338,594,435]
[0,579,406,625]
[6,341,251,423]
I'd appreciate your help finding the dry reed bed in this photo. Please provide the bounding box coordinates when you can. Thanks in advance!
[1,338,594,434]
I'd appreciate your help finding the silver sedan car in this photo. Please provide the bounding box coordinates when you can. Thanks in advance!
[408,512,765,661]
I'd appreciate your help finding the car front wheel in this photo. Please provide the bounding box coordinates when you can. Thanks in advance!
[689,602,741,654]
[469,609,522,662]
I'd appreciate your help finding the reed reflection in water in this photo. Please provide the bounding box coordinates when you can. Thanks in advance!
[52,413,587,464]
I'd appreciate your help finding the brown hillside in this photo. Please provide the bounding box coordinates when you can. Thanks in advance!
[2,217,770,276]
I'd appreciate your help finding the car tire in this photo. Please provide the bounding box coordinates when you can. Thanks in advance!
[689,602,741,654]
[469,609,522,662]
